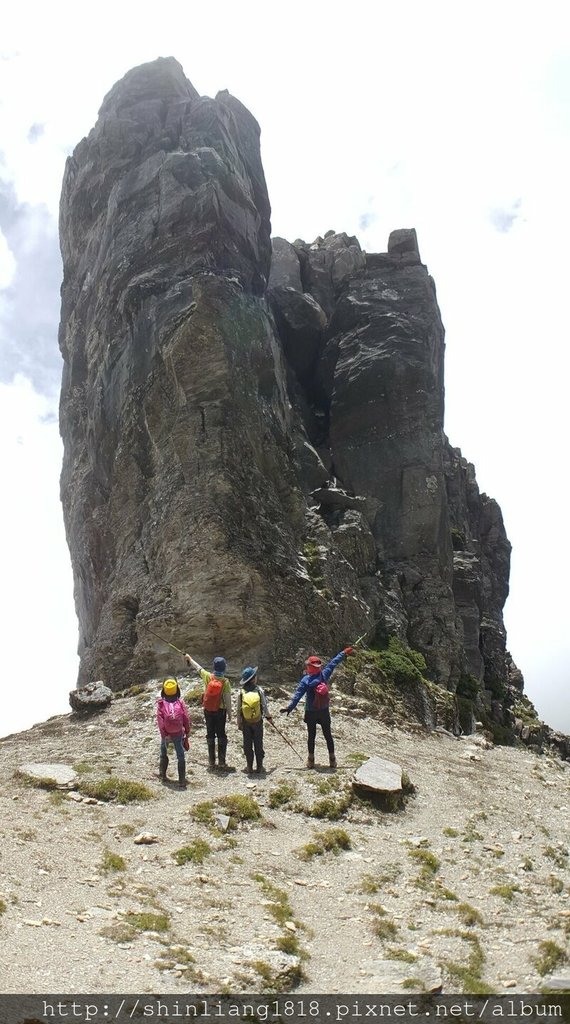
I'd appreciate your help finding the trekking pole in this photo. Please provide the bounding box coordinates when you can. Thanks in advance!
[267,718,304,762]
[138,622,187,658]
[351,629,371,649]
[350,620,382,649]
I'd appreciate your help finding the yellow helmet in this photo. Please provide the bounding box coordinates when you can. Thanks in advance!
[163,678,178,696]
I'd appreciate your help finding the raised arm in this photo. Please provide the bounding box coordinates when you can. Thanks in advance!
[185,653,204,673]
[286,675,309,712]
[321,647,353,682]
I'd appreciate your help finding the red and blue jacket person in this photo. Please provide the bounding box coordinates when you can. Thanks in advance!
[281,647,353,768]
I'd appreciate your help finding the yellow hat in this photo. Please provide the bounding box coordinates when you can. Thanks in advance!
[163,678,178,696]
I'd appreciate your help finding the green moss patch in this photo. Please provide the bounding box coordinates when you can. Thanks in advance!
[297,827,352,861]
[78,777,154,803]
[172,840,212,866]
[101,850,126,873]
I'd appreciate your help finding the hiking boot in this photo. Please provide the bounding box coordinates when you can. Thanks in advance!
[177,764,187,790]
[245,760,254,774]
[158,754,169,782]
[329,753,337,769]
[306,755,315,769]
[207,741,216,769]
[255,761,265,775]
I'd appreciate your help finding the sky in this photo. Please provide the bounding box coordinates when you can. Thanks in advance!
[1,1,569,737]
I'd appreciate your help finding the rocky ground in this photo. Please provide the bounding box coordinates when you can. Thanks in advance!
[1,682,569,994]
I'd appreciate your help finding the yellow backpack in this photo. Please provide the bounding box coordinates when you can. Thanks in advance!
[241,689,262,723]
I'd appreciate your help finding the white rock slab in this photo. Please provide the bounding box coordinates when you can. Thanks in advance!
[361,957,442,992]
[18,763,78,789]
[353,757,402,793]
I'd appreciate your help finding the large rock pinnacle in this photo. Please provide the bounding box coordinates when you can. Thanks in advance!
[59,58,519,723]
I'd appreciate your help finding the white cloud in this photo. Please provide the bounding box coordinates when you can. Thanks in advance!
[0,376,78,735]
[0,227,16,287]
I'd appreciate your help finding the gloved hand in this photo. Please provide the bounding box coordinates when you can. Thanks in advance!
[343,646,354,656]
[280,707,291,715]
[183,736,189,751]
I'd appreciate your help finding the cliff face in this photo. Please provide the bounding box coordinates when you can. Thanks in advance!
[59,57,520,720]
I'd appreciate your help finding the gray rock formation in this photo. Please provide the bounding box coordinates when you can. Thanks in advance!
[69,681,113,712]
[59,57,526,735]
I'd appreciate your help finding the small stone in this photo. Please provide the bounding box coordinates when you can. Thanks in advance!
[134,833,159,845]
[503,980,517,988]
[511,831,522,841]
[293,879,308,886]
[214,814,231,832]
[284,921,297,932]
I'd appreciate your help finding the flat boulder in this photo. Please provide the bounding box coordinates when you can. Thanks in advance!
[69,681,113,713]
[18,763,78,789]
[353,756,402,794]
[360,957,442,993]
[543,975,570,991]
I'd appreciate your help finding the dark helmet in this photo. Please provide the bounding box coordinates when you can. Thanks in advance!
[213,656,227,676]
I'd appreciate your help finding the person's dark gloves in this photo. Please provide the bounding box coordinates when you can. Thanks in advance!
[183,736,189,751]
[343,646,354,656]
[280,707,291,715]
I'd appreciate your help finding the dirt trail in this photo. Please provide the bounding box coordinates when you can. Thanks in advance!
[0,687,569,993]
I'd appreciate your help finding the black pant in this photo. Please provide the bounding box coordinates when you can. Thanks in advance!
[242,720,264,767]
[204,709,227,761]
[305,708,334,756]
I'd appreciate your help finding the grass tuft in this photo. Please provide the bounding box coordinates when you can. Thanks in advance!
[79,777,154,803]
[534,941,568,977]
[101,850,126,873]
[268,782,298,808]
[297,828,351,861]
[218,794,261,821]
[408,848,440,879]
[456,902,484,927]
[544,846,568,869]
[172,840,212,866]
[489,884,520,901]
